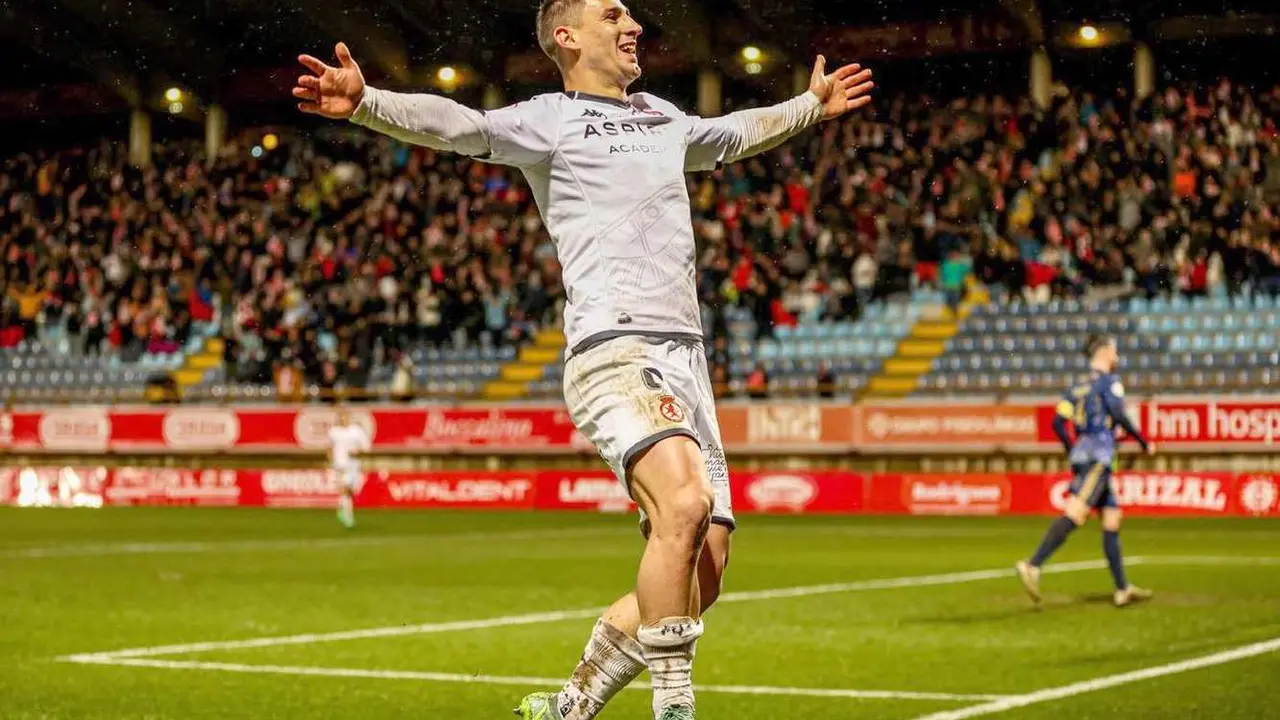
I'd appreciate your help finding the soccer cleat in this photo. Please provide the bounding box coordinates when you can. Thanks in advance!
[512,692,565,720]
[1015,560,1042,603]
[657,705,695,720]
[1114,585,1153,608]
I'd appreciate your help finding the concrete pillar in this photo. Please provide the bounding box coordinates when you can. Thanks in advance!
[697,67,722,118]
[793,65,810,98]
[129,109,152,168]
[205,104,227,167]
[1134,43,1155,101]
[1030,47,1052,110]
[482,84,505,110]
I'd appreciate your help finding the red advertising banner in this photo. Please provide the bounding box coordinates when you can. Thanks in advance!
[731,471,864,514]
[4,467,1275,517]
[853,404,1039,450]
[1033,398,1280,451]
[1,397,1278,455]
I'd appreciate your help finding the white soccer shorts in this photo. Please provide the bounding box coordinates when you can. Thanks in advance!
[333,465,364,493]
[563,335,735,532]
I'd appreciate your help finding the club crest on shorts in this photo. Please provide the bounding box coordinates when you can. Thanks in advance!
[658,394,684,423]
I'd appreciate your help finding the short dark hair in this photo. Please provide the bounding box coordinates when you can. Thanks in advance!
[537,0,586,63]
[1085,333,1115,358]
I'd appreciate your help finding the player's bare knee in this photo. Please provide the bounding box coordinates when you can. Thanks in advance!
[1102,508,1123,531]
[650,482,713,544]
[1064,497,1090,526]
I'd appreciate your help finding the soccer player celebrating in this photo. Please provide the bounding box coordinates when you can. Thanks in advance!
[1016,334,1156,608]
[293,2,872,717]
[327,408,370,529]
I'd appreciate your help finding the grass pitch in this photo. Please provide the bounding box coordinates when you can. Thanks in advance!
[2,508,1278,719]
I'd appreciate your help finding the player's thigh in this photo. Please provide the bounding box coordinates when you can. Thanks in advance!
[630,435,713,526]
[678,345,736,531]
[1069,463,1110,512]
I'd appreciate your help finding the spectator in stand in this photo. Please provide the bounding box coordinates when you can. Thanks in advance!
[391,352,415,402]
[816,361,836,399]
[941,247,973,316]
[746,363,770,400]
[3,78,1280,400]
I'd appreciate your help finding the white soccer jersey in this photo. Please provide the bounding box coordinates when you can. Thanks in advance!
[352,87,824,356]
[328,424,370,468]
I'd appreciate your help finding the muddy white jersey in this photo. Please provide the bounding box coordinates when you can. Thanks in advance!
[352,85,823,357]
[482,91,730,356]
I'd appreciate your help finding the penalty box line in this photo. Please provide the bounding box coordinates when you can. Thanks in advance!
[55,555,1277,705]
[61,558,1127,662]
[910,636,1280,720]
[67,656,1013,703]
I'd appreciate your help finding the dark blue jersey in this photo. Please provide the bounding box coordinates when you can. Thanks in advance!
[1053,370,1149,465]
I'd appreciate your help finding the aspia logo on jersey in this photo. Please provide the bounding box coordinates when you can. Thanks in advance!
[582,121,665,139]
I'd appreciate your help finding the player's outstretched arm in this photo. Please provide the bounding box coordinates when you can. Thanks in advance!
[294,42,490,156]
[685,55,873,169]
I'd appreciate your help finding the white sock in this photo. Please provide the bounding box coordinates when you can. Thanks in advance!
[638,617,703,717]
[556,620,647,719]
[338,495,354,527]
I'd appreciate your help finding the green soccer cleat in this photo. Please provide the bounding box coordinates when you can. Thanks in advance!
[512,692,565,720]
[1015,560,1042,604]
[657,705,695,720]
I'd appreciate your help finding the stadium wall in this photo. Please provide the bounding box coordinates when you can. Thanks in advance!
[4,397,1280,455]
[4,398,1278,516]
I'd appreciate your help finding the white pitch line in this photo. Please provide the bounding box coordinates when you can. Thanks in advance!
[716,558,1126,603]
[1126,554,1280,567]
[910,636,1280,720]
[1,527,615,560]
[61,560,1121,662]
[66,656,1011,703]
[61,608,606,662]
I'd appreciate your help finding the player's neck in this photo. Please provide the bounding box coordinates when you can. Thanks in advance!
[561,69,628,102]
[1090,361,1110,374]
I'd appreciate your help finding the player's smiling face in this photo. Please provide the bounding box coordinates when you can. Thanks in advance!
[580,0,643,84]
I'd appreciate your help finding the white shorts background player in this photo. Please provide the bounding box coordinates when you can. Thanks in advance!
[327,409,370,529]
[293,2,873,716]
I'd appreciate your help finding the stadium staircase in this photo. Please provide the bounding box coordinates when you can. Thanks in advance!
[162,336,225,399]
[863,283,989,398]
[482,327,566,401]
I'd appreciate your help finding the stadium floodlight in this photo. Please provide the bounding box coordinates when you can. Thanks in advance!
[164,87,183,103]
[167,101,184,115]
[262,133,279,151]
[251,145,264,158]
[1079,25,1100,43]
[740,46,762,63]
[437,66,458,83]
[745,62,763,75]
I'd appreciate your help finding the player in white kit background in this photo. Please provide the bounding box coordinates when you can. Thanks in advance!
[327,408,371,529]
[293,1,872,716]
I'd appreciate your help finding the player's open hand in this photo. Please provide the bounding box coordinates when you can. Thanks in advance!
[294,42,366,119]
[808,55,874,121]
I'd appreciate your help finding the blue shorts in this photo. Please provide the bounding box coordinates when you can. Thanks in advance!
[1069,462,1117,509]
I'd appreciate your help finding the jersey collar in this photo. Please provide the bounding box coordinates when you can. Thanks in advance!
[564,91,631,109]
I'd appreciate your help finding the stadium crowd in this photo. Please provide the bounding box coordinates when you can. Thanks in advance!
[2,79,1279,390]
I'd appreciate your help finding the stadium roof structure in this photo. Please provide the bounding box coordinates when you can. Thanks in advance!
[4,0,1279,106]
